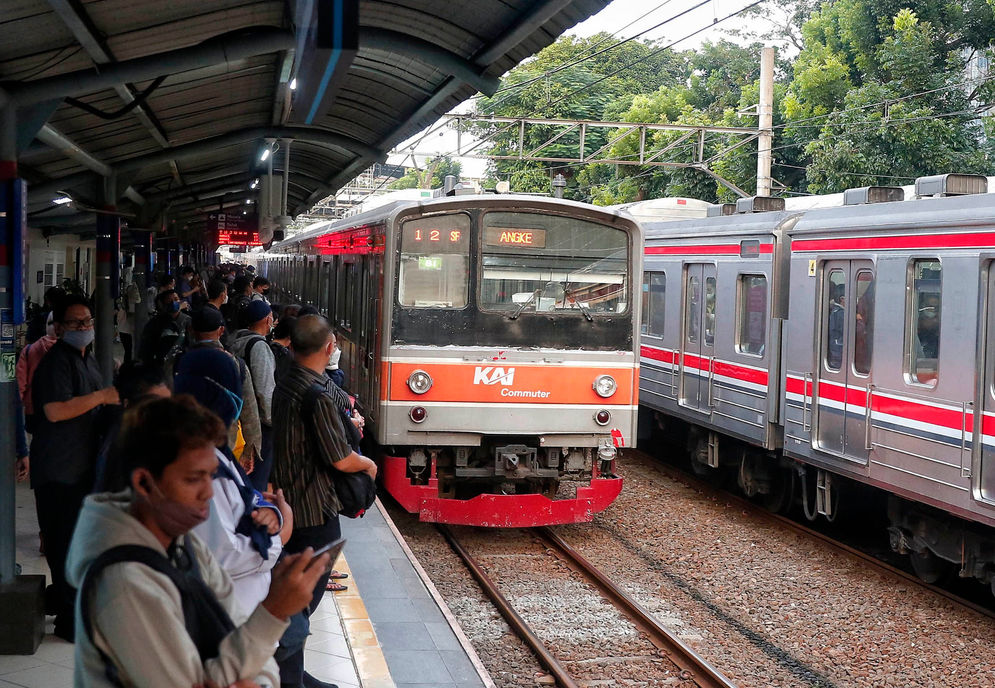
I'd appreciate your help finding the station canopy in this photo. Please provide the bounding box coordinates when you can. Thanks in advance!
[0,0,610,240]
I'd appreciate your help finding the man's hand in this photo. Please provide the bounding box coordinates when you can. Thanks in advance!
[261,549,330,620]
[15,456,29,482]
[101,386,121,405]
[361,455,377,481]
[263,489,293,531]
[250,508,280,535]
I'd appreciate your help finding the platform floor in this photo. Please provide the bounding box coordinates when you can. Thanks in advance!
[0,484,489,688]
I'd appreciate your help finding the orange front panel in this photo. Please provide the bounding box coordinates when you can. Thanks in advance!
[388,361,635,405]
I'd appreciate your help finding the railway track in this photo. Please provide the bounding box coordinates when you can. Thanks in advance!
[438,524,736,688]
[632,450,995,622]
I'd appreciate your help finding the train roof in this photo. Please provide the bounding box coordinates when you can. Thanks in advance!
[790,191,995,236]
[275,194,641,248]
[642,210,801,242]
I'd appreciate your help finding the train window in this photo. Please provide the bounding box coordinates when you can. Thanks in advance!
[641,272,665,337]
[398,214,470,308]
[736,275,766,356]
[825,269,846,371]
[852,270,874,375]
[704,276,716,347]
[906,259,941,386]
[686,275,700,344]
[479,212,628,314]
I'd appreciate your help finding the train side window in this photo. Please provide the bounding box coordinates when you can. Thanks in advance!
[704,276,716,347]
[905,259,941,386]
[736,274,766,356]
[824,269,845,371]
[852,269,874,375]
[641,272,665,337]
[686,275,700,344]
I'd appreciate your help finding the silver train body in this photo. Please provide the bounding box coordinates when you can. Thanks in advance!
[639,176,995,589]
[261,194,641,527]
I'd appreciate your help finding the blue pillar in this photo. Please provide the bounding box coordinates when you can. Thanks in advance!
[94,208,119,386]
[131,230,152,349]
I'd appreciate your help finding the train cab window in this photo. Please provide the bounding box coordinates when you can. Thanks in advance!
[825,269,846,371]
[906,259,941,386]
[641,272,665,337]
[736,275,766,356]
[852,269,874,375]
[479,212,629,314]
[398,214,470,308]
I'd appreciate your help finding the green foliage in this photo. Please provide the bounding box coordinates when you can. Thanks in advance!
[389,157,462,190]
[469,0,994,203]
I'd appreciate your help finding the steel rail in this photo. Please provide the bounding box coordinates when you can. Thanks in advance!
[641,453,995,621]
[534,527,738,688]
[436,525,581,688]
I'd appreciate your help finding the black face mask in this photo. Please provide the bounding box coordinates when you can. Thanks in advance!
[262,288,270,296]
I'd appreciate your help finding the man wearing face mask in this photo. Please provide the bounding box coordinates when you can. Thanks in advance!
[205,279,231,348]
[251,276,271,305]
[139,289,189,367]
[67,397,328,688]
[30,295,121,641]
[232,300,278,491]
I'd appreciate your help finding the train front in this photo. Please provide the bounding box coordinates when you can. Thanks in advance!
[378,198,641,527]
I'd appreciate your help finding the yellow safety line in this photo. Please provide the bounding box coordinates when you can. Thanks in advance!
[332,554,396,688]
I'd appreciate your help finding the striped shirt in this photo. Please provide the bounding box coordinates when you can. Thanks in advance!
[271,362,353,527]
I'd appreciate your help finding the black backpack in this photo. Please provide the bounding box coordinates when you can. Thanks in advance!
[301,382,376,518]
[80,543,235,687]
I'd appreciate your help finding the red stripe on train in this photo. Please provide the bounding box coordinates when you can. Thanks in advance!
[792,232,995,252]
[645,244,773,255]
[641,346,768,386]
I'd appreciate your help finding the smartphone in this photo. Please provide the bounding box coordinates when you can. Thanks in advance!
[311,538,346,572]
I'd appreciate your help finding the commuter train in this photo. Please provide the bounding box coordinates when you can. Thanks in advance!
[638,174,995,591]
[261,192,642,527]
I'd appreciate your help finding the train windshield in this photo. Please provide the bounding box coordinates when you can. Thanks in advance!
[398,214,471,308]
[478,212,629,316]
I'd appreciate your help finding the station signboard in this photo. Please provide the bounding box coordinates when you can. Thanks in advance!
[208,213,262,247]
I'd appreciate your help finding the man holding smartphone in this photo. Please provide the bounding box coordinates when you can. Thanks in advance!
[271,315,377,688]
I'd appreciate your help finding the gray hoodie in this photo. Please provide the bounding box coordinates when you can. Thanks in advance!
[66,491,287,688]
[231,329,276,426]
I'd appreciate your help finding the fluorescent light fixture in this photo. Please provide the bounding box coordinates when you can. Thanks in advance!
[260,148,271,162]
[52,196,73,205]
[289,78,297,91]
[245,199,253,204]
[250,178,259,189]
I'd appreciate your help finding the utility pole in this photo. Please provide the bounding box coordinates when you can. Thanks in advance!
[756,46,775,197]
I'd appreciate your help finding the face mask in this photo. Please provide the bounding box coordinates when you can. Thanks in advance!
[46,320,56,338]
[262,288,270,296]
[170,301,181,313]
[222,294,229,305]
[145,478,208,538]
[63,328,95,350]
[326,346,341,369]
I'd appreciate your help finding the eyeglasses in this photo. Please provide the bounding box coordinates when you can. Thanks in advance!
[62,317,95,329]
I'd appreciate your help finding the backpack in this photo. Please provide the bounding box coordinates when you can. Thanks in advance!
[80,543,235,687]
[270,342,292,383]
[301,382,376,518]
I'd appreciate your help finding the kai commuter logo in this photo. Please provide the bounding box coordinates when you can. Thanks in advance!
[473,366,515,386]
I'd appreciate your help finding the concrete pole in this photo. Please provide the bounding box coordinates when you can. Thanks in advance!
[756,46,775,197]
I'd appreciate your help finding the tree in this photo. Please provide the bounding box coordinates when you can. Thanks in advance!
[389,157,462,190]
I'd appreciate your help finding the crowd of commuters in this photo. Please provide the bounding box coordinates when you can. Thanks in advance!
[15,264,375,688]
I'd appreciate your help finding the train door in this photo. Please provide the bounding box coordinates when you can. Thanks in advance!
[978,267,995,503]
[680,263,716,412]
[815,260,874,462]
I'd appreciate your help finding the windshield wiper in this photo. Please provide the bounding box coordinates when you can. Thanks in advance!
[508,287,541,320]
[563,284,594,322]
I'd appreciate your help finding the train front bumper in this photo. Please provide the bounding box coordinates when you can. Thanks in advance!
[382,454,623,527]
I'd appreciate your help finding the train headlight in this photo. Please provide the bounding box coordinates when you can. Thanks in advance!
[593,375,617,398]
[407,370,433,394]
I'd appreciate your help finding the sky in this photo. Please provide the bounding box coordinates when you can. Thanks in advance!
[384,0,772,181]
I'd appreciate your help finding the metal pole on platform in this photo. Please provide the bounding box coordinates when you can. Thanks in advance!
[756,46,775,197]
[131,229,151,351]
[0,105,19,586]
[94,178,119,385]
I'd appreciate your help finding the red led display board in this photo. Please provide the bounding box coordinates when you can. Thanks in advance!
[209,213,261,246]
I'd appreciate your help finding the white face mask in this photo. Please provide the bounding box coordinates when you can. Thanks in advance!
[326,346,341,370]
[222,293,229,305]
[46,317,56,338]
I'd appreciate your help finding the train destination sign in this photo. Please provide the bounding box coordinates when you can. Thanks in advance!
[208,213,261,246]
[484,226,547,248]
[401,216,470,254]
